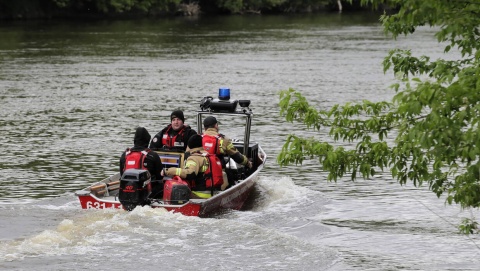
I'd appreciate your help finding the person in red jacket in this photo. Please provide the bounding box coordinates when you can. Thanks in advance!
[120,126,163,179]
[149,110,197,151]
[202,116,252,169]
[162,134,225,198]
[120,127,164,197]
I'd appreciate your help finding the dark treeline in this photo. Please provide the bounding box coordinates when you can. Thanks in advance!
[0,0,379,20]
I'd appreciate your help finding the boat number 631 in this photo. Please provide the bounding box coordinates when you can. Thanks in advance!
[86,201,119,209]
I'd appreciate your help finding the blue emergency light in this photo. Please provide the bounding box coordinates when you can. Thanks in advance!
[218,88,230,100]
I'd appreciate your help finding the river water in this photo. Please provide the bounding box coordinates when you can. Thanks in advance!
[1,13,479,270]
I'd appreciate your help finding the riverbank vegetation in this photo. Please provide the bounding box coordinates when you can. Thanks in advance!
[278,0,480,234]
[0,0,375,20]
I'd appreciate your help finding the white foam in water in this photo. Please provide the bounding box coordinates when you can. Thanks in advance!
[0,208,132,261]
[1,220,99,261]
[254,176,318,211]
[0,175,331,266]
[0,181,337,270]
[31,200,79,211]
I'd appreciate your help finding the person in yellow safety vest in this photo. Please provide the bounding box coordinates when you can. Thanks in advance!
[161,134,227,199]
[202,116,252,169]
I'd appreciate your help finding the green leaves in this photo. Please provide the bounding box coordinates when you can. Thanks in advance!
[279,88,326,130]
[49,0,182,14]
[279,1,480,230]
[459,218,479,235]
[278,89,395,182]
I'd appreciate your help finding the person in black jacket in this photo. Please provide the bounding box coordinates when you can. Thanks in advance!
[120,127,163,180]
[120,127,164,198]
[149,110,197,151]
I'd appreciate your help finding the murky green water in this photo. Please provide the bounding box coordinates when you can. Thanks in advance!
[1,14,479,271]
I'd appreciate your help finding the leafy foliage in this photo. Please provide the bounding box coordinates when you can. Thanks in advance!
[459,218,479,235]
[278,0,480,219]
[213,0,332,13]
[0,0,342,18]
[65,0,181,13]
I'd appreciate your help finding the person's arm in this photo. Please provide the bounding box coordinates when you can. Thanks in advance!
[148,152,163,180]
[149,132,163,150]
[164,156,201,180]
[230,151,249,166]
[222,137,251,167]
[119,152,126,176]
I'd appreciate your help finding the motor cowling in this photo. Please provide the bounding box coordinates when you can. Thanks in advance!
[119,169,152,211]
[163,176,191,205]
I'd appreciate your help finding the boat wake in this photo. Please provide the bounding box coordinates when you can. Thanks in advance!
[0,176,341,271]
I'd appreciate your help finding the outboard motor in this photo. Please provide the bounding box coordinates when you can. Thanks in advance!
[119,169,152,211]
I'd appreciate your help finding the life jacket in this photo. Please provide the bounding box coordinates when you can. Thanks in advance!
[162,125,186,149]
[203,153,224,188]
[124,148,150,171]
[202,134,223,155]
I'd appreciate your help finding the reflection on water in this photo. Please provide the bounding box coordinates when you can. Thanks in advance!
[1,13,480,271]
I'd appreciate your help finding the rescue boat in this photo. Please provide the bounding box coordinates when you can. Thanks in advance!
[75,89,267,217]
